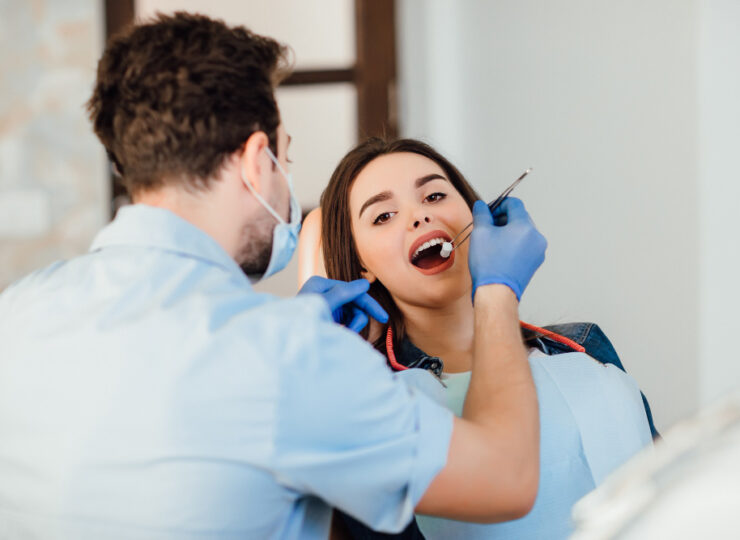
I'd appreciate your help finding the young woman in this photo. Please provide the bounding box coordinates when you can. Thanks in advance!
[310,138,655,539]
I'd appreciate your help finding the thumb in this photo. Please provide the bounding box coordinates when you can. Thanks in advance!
[494,197,529,223]
[346,308,369,333]
[472,200,493,227]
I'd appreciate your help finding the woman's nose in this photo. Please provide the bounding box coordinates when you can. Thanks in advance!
[412,216,432,229]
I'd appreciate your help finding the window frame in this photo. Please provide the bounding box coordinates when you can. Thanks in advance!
[104,0,398,212]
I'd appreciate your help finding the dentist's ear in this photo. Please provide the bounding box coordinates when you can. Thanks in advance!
[239,131,270,194]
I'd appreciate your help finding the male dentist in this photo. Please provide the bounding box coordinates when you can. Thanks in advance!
[0,12,546,539]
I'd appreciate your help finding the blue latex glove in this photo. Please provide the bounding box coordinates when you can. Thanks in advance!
[469,197,547,301]
[298,276,389,333]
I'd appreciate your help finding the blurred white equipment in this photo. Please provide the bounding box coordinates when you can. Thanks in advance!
[570,392,740,539]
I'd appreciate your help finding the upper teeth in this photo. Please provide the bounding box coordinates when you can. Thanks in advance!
[412,237,446,259]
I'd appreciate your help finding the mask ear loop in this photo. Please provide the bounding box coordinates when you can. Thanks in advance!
[265,146,297,197]
[240,147,287,225]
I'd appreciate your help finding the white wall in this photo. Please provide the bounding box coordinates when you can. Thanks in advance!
[136,0,355,70]
[0,0,109,289]
[698,0,740,408]
[397,0,730,429]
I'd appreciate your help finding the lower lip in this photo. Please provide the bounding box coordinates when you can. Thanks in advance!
[412,249,456,276]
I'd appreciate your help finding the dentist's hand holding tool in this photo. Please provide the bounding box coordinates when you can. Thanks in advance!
[468,197,547,301]
[298,276,389,333]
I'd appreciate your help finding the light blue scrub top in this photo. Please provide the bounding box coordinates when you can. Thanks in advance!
[414,349,653,540]
[0,205,453,540]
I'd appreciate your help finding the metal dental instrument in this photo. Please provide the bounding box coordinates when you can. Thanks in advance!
[440,168,532,258]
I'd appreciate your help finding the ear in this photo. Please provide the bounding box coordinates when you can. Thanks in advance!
[239,131,270,195]
[360,266,377,284]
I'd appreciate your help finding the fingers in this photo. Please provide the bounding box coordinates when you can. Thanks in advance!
[346,308,369,333]
[299,275,339,294]
[472,200,493,227]
[323,279,370,310]
[301,277,386,331]
[298,275,321,294]
[351,292,389,323]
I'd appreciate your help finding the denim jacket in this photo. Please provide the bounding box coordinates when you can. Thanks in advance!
[337,322,659,540]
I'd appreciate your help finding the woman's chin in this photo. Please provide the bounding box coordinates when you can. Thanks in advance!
[431,287,471,307]
[393,283,472,310]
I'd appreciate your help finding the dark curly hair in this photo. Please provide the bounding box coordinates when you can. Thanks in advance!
[87,12,291,195]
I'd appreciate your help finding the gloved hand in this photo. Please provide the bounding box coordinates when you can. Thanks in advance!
[298,276,389,333]
[468,198,547,301]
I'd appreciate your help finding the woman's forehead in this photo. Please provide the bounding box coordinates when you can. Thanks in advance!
[350,152,447,201]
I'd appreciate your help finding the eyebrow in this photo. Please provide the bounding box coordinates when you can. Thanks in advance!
[415,173,446,188]
[358,173,448,218]
[359,191,393,218]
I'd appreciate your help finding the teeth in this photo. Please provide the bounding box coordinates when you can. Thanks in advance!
[412,237,447,259]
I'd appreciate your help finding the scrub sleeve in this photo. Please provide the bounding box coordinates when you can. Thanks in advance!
[269,299,454,534]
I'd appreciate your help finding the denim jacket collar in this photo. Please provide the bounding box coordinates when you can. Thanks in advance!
[395,338,444,377]
[393,325,584,378]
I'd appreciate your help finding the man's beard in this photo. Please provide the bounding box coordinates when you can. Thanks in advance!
[237,211,275,277]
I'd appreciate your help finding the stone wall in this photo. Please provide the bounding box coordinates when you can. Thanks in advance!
[0,0,108,290]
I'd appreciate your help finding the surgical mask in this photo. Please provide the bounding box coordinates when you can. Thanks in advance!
[242,146,301,282]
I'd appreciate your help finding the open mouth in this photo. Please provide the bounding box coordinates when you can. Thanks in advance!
[410,233,453,271]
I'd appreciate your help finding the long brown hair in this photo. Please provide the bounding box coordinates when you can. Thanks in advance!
[320,138,480,355]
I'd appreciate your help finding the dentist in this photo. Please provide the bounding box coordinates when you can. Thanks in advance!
[0,12,546,539]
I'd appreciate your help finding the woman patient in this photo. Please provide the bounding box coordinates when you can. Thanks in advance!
[303,138,654,539]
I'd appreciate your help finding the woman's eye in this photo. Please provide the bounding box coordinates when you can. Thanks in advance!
[373,212,394,225]
[425,192,447,203]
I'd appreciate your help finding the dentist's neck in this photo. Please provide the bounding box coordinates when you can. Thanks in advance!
[399,293,475,373]
[132,165,253,262]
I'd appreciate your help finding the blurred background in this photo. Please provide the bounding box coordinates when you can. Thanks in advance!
[1,0,739,432]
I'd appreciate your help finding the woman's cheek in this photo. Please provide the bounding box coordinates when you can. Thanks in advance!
[371,235,398,271]
[356,232,388,276]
